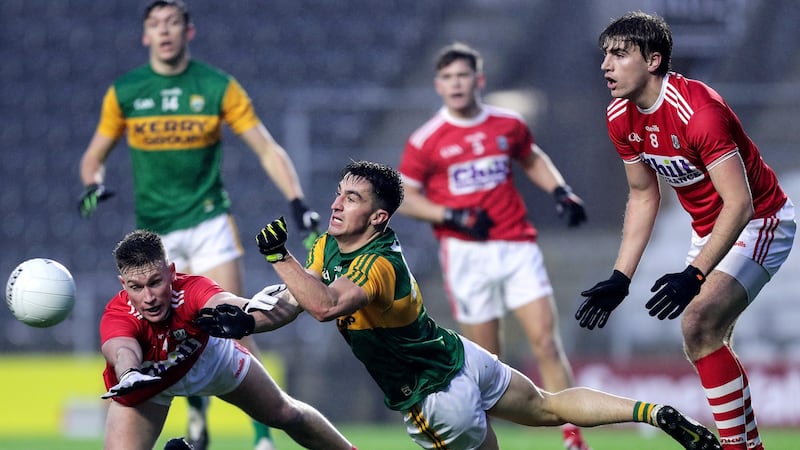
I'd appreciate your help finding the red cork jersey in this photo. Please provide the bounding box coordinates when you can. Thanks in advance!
[400,105,537,242]
[606,73,785,236]
[99,273,223,405]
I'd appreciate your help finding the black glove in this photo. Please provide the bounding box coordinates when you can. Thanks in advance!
[78,183,114,218]
[645,265,705,320]
[290,198,320,232]
[443,207,494,240]
[101,368,160,399]
[289,199,321,251]
[553,185,587,227]
[194,304,255,339]
[575,269,631,330]
[256,217,289,263]
[164,437,194,450]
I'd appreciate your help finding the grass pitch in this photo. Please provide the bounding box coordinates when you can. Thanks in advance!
[1,424,798,449]
[2,355,797,449]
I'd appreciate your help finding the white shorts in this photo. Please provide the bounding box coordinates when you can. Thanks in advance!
[149,337,252,406]
[403,336,512,450]
[440,238,553,324]
[161,214,244,274]
[687,199,795,302]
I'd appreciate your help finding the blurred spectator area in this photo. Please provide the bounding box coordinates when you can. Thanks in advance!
[1,0,799,422]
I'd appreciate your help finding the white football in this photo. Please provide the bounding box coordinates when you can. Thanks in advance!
[6,258,76,328]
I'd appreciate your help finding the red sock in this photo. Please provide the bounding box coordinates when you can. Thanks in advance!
[734,356,764,450]
[562,423,589,449]
[695,345,762,450]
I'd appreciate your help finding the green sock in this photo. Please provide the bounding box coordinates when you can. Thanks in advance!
[632,401,660,426]
[253,420,273,444]
[187,395,209,411]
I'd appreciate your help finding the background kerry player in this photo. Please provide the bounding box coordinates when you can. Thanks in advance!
[77,1,319,449]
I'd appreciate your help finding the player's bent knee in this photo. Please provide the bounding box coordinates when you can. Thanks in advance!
[257,397,309,430]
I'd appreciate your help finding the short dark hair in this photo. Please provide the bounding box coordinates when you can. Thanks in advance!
[435,42,483,73]
[341,161,404,216]
[113,230,167,273]
[144,0,191,24]
[599,11,672,76]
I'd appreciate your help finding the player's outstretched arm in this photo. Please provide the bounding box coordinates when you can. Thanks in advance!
[195,286,303,338]
[256,217,368,321]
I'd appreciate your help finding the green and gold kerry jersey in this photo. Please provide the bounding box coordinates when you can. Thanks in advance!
[96,60,260,234]
[306,229,465,411]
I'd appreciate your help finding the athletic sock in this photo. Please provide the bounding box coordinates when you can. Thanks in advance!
[187,395,209,411]
[695,345,761,450]
[562,423,590,450]
[733,351,764,450]
[632,401,660,426]
[253,420,273,445]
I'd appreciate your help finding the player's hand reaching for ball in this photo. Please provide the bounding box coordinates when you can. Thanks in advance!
[256,217,289,263]
[194,304,255,339]
[102,368,160,399]
[575,270,630,329]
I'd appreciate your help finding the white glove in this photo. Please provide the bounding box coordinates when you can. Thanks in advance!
[245,283,298,312]
[102,368,161,399]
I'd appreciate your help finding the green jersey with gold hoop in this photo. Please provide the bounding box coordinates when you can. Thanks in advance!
[306,229,465,411]
[95,60,260,234]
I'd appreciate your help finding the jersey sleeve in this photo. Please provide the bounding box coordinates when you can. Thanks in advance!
[221,78,261,134]
[305,233,328,274]
[99,299,140,345]
[511,118,535,161]
[606,100,641,163]
[398,138,430,187]
[344,253,394,311]
[95,86,127,140]
[609,127,640,163]
[181,276,225,311]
